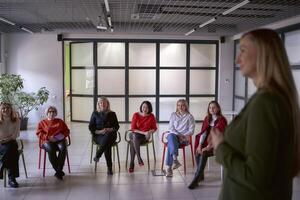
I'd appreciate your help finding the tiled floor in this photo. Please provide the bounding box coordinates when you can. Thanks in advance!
[1,122,300,200]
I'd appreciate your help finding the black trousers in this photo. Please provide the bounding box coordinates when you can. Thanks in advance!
[193,150,214,181]
[0,140,19,179]
[94,132,117,168]
[43,140,66,173]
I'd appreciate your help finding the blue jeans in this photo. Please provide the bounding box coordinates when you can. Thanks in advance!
[165,133,188,167]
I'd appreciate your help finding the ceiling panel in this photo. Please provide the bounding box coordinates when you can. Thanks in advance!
[0,0,299,36]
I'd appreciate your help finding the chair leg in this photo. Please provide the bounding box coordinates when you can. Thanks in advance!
[66,150,71,173]
[113,146,115,170]
[183,147,186,175]
[125,142,129,169]
[146,145,150,171]
[95,146,99,173]
[190,143,195,167]
[221,165,223,181]
[116,145,120,172]
[152,141,156,164]
[43,150,46,177]
[161,146,166,171]
[21,153,28,178]
[207,157,210,171]
[90,141,94,164]
[38,148,41,169]
[3,168,7,187]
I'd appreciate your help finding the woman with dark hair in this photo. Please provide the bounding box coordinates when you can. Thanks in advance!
[0,102,20,188]
[36,106,70,180]
[89,97,119,175]
[211,29,300,200]
[128,101,157,173]
[188,100,227,189]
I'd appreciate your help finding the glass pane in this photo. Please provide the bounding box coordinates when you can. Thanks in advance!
[189,97,215,121]
[292,70,300,101]
[235,69,245,97]
[71,69,94,95]
[285,30,300,65]
[160,70,186,94]
[234,98,245,113]
[235,42,240,68]
[71,43,93,67]
[129,43,156,67]
[72,97,94,121]
[160,43,186,67]
[190,44,216,67]
[129,98,156,121]
[159,97,181,121]
[98,69,125,95]
[190,70,215,94]
[129,70,156,95]
[247,78,257,98]
[97,43,125,66]
[108,98,125,121]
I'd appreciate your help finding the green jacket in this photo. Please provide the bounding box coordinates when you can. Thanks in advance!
[216,89,294,200]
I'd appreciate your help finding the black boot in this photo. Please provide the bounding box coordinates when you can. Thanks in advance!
[107,167,113,175]
[8,178,19,188]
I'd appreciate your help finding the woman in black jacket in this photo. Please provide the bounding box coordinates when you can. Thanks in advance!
[89,97,119,175]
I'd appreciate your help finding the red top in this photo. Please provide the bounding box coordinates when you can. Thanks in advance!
[36,118,70,145]
[194,115,227,152]
[131,112,157,132]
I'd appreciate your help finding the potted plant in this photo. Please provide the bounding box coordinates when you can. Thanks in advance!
[0,74,49,130]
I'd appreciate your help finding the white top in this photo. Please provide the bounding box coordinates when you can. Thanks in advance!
[168,112,195,136]
[0,117,20,143]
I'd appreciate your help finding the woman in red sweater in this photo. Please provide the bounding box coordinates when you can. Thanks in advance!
[188,101,227,189]
[129,101,157,172]
[36,106,70,180]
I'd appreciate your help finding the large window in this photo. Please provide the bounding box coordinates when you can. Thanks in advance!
[67,40,218,122]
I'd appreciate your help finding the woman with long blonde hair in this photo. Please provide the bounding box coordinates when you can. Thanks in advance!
[211,29,300,200]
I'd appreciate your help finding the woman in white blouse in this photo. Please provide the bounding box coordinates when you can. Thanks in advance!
[0,102,20,188]
[165,99,195,177]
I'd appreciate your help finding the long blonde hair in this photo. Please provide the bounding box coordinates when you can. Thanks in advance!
[0,102,19,123]
[242,29,300,176]
[97,97,111,112]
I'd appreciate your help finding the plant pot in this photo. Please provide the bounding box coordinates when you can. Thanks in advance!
[20,117,29,130]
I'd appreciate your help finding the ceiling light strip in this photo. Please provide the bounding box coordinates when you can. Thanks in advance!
[21,27,34,34]
[199,17,216,28]
[0,16,15,26]
[222,0,250,15]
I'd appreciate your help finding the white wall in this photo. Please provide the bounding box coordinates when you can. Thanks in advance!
[6,33,63,126]
[218,40,234,111]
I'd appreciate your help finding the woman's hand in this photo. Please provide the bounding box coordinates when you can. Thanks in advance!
[196,145,202,154]
[211,127,224,149]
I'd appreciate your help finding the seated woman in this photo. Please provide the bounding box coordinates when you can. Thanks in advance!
[0,102,20,188]
[89,97,119,175]
[165,99,195,177]
[129,101,157,173]
[188,100,227,189]
[36,106,70,180]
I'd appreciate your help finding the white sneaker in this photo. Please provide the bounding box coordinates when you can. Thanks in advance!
[165,168,173,177]
[172,160,182,170]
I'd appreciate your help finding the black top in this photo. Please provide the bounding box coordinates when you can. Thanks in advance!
[88,111,120,135]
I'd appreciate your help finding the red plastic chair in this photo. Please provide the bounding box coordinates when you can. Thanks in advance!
[161,131,194,174]
[38,135,71,177]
